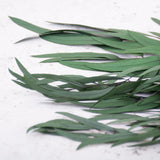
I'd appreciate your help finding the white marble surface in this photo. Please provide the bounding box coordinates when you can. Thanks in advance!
[0,0,160,159]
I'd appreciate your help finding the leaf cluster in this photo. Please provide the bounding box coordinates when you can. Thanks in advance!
[9,17,160,149]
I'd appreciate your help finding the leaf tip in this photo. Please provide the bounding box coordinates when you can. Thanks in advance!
[15,57,19,64]
[8,68,12,73]
[8,16,14,20]
[76,143,86,150]
[26,126,36,133]
[9,16,18,23]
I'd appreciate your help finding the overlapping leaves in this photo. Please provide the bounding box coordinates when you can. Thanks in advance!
[9,17,160,149]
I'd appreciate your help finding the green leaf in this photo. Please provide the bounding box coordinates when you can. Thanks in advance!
[9,16,50,34]
[93,36,142,50]
[57,112,115,132]
[123,46,160,55]
[27,119,91,132]
[91,113,148,121]
[113,128,160,146]
[128,31,160,46]
[151,17,160,26]
[78,131,134,149]
[60,56,159,72]
[86,103,159,114]
[32,52,121,63]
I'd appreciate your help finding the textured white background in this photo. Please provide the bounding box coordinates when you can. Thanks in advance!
[1,0,160,159]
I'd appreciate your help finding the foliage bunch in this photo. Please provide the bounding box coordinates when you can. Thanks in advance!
[9,17,160,149]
